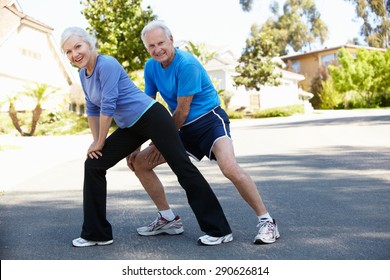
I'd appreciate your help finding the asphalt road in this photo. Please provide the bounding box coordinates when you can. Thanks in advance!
[1,109,389,260]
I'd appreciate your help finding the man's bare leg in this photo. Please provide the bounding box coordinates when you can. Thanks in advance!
[128,145,170,211]
[212,137,268,216]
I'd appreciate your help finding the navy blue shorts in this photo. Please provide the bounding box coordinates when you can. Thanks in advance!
[179,106,231,161]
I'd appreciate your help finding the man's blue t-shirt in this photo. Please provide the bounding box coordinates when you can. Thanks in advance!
[144,48,220,125]
[80,55,155,128]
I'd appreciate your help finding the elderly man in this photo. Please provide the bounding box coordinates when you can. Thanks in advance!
[127,20,280,245]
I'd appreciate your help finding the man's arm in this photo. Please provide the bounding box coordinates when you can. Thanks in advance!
[172,95,193,129]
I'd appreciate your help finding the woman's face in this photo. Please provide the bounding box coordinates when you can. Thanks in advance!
[144,28,175,68]
[62,35,93,70]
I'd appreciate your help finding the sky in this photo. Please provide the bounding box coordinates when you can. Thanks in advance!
[16,0,362,55]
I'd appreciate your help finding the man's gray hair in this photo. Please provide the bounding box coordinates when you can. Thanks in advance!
[141,20,172,47]
[60,27,97,52]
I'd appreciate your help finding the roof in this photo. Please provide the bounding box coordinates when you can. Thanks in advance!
[0,0,76,85]
[280,44,387,60]
[1,0,54,45]
[2,0,53,31]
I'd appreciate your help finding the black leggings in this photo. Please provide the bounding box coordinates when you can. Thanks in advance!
[80,102,232,241]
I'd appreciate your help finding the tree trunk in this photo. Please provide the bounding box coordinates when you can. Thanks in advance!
[8,103,26,136]
[29,104,42,136]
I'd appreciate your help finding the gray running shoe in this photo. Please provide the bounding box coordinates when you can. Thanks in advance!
[197,233,233,245]
[254,219,280,244]
[137,213,184,236]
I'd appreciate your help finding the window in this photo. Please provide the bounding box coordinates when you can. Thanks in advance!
[291,60,300,73]
[20,48,42,60]
[321,53,337,67]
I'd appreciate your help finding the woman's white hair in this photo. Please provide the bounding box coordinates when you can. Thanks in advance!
[141,20,172,48]
[60,27,97,52]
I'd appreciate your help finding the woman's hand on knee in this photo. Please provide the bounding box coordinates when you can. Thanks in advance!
[126,151,139,171]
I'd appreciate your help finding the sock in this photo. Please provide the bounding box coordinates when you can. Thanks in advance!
[159,209,175,221]
[258,212,272,223]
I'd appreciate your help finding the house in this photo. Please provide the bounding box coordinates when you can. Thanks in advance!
[0,0,76,112]
[281,44,387,90]
[179,42,309,112]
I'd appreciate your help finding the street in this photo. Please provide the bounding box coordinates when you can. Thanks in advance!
[0,109,389,260]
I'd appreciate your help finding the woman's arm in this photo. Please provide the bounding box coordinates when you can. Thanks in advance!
[87,114,112,159]
[88,116,100,142]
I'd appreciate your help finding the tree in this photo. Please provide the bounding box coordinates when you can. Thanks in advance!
[234,27,282,91]
[7,83,59,136]
[7,95,24,136]
[310,65,330,109]
[319,77,344,109]
[377,47,390,92]
[219,90,235,110]
[81,0,156,73]
[184,41,216,65]
[329,48,390,107]
[345,0,390,48]
[240,0,255,11]
[240,0,328,55]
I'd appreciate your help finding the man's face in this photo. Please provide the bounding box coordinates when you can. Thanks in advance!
[144,28,175,68]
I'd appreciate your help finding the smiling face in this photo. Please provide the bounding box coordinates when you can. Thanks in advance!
[144,27,175,68]
[62,35,96,74]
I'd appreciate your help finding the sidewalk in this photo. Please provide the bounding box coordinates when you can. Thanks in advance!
[0,135,91,191]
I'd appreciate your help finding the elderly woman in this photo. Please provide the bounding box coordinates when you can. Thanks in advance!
[61,27,231,247]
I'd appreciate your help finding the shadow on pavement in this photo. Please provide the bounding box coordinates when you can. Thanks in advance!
[1,145,389,260]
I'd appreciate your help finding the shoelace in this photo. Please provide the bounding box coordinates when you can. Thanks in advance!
[148,214,167,229]
[257,220,275,233]
[146,217,159,227]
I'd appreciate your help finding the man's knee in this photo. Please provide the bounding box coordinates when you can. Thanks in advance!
[220,162,245,181]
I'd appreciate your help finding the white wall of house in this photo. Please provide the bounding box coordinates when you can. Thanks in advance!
[229,86,251,108]
[0,1,74,112]
[258,84,300,109]
[257,69,305,109]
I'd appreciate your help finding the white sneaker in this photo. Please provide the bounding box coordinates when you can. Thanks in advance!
[253,219,280,244]
[197,233,233,245]
[72,237,113,247]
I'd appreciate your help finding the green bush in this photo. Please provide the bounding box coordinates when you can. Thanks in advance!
[0,113,13,134]
[226,110,244,119]
[344,90,390,109]
[0,144,20,152]
[36,110,90,136]
[379,91,390,107]
[252,104,304,118]
[319,78,344,109]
